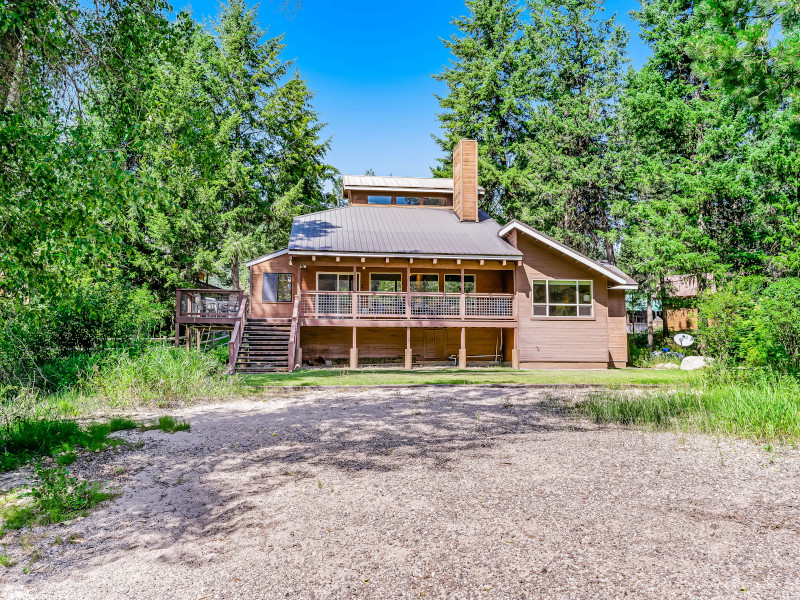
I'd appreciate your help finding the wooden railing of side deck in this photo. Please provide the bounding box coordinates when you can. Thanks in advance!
[286,293,301,373]
[227,297,249,375]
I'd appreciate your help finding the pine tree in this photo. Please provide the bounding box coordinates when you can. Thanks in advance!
[432,0,533,218]
[520,0,629,262]
[209,0,335,288]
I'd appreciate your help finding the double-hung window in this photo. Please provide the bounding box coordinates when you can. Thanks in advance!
[262,273,293,302]
[532,280,593,317]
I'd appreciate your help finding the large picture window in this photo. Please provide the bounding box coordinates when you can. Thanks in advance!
[317,272,359,291]
[531,280,592,317]
[367,195,391,205]
[410,273,439,292]
[263,273,292,302]
[444,274,476,293]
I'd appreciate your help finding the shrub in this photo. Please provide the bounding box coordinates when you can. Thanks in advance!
[698,276,800,372]
[0,274,167,392]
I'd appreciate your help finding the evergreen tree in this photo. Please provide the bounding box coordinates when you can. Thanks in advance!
[432,0,533,218]
[521,0,629,262]
[209,0,334,288]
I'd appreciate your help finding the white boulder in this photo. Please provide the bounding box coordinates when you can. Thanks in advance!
[680,356,714,371]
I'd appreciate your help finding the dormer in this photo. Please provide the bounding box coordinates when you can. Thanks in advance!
[342,139,483,214]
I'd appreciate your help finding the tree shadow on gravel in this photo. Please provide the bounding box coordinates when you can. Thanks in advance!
[22,387,592,577]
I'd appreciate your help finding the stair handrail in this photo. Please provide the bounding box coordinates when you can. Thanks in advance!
[228,296,249,375]
[287,293,301,372]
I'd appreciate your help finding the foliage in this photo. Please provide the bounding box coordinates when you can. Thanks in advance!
[692,0,800,121]
[578,370,800,442]
[0,276,166,391]
[698,277,800,370]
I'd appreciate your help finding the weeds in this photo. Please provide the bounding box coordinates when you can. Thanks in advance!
[0,553,15,567]
[140,415,190,434]
[1,463,116,535]
[0,416,138,473]
[577,370,800,442]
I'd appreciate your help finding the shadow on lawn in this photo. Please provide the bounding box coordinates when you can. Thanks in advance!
[37,387,590,574]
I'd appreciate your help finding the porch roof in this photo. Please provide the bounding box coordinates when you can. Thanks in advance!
[287,206,522,259]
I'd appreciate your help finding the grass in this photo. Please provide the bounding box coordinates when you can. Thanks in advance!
[577,371,800,442]
[140,415,190,434]
[0,415,138,473]
[0,463,117,535]
[242,367,694,388]
[0,553,15,567]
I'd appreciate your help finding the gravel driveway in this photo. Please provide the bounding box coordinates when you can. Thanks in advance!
[3,386,799,599]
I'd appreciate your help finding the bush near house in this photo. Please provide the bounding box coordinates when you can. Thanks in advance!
[699,277,800,372]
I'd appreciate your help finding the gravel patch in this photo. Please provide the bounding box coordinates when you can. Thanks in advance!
[2,386,799,599]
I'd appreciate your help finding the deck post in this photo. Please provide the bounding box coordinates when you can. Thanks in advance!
[404,326,413,369]
[405,264,411,318]
[350,326,358,369]
[186,327,191,352]
[459,327,467,369]
[459,267,466,317]
[175,290,182,347]
[512,328,520,369]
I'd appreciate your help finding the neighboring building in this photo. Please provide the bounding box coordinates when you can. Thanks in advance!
[176,140,637,372]
[663,274,715,331]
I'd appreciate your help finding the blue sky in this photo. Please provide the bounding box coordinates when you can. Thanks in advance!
[182,0,649,179]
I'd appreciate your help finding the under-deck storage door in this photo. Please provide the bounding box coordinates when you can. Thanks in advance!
[423,329,445,359]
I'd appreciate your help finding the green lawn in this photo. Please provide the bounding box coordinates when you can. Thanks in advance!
[242,367,693,388]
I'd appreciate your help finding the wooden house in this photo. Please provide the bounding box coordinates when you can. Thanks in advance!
[176,140,637,372]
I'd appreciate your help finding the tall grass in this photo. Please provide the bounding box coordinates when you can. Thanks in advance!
[79,344,241,407]
[579,370,800,442]
[1,345,244,421]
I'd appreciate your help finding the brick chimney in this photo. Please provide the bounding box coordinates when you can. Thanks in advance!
[453,139,479,222]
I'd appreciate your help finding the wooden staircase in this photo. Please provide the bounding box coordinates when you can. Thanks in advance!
[234,321,291,373]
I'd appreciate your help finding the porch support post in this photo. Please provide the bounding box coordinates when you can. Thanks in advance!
[406,263,411,318]
[295,327,302,369]
[404,327,413,369]
[512,328,520,369]
[175,290,182,347]
[459,267,466,317]
[459,327,467,369]
[186,327,191,352]
[352,265,358,319]
[513,261,520,368]
[350,326,358,369]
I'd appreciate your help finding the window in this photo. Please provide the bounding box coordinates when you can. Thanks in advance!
[410,273,439,292]
[531,280,592,317]
[370,273,402,292]
[367,195,391,205]
[444,274,476,293]
[263,273,292,302]
[317,272,359,291]
[395,196,420,206]
[422,197,443,206]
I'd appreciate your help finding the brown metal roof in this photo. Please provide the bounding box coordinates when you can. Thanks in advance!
[342,175,485,194]
[288,206,522,258]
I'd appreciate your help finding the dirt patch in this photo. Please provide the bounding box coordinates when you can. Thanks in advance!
[2,387,799,599]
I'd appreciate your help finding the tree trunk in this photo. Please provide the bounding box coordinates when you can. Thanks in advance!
[1,30,24,111]
[231,254,240,290]
[646,294,654,348]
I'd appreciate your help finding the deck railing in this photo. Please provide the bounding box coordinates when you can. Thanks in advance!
[300,291,514,320]
[177,289,245,319]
